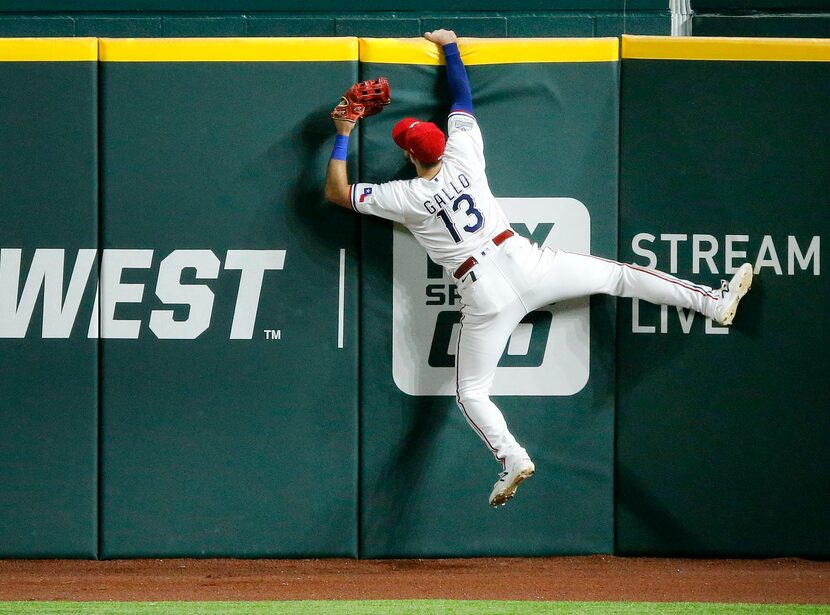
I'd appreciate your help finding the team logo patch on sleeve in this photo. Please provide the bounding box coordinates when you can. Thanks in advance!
[359,187,373,203]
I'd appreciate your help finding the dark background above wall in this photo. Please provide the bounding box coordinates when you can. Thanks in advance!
[0,1,667,11]
[2,2,829,39]
[693,0,829,9]
[0,0,675,38]
[0,11,671,38]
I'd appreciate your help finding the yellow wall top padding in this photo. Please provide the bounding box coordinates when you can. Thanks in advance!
[360,37,620,65]
[99,37,358,62]
[0,38,98,61]
[622,35,830,62]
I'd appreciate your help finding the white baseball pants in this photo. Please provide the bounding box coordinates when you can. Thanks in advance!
[454,234,720,467]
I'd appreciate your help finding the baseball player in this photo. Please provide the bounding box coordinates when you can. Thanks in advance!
[325,29,754,507]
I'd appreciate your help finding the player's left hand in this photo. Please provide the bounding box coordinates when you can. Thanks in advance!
[333,117,355,136]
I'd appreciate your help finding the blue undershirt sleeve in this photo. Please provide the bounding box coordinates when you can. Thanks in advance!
[442,42,474,115]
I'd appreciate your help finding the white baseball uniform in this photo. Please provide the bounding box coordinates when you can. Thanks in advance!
[351,110,723,468]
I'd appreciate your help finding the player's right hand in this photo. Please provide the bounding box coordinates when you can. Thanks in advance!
[424,29,458,46]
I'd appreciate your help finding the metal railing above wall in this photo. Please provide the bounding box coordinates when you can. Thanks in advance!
[671,0,693,35]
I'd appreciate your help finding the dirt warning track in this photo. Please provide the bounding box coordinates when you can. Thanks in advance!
[1,556,828,603]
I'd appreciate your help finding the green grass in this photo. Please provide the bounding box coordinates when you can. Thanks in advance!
[0,602,828,614]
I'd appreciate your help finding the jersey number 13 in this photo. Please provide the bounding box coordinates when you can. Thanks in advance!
[436,194,484,244]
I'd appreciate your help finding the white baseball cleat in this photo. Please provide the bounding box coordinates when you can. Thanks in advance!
[713,263,754,326]
[489,457,535,507]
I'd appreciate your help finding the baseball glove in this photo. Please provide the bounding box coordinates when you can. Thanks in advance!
[331,77,391,123]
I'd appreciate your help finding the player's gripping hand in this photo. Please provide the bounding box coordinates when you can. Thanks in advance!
[424,29,458,46]
[331,77,391,123]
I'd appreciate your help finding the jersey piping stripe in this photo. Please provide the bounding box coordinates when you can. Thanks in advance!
[625,263,718,299]
[349,184,358,213]
[99,37,358,62]
[449,111,475,120]
[455,311,506,468]
[622,35,830,63]
[0,38,98,62]
[360,37,619,66]
[585,253,719,300]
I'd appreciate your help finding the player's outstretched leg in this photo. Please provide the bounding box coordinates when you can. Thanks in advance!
[524,250,753,325]
[455,300,535,507]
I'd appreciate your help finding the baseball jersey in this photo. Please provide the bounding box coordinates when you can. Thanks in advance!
[350,111,510,273]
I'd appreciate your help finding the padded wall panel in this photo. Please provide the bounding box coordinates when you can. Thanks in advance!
[618,35,830,557]
[358,38,620,557]
[0,38,99,557]
[98,38,359,557]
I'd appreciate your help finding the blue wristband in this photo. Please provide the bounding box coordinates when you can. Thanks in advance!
[331,134,349,161]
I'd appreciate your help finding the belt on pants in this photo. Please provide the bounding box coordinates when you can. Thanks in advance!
[453,229,514,279]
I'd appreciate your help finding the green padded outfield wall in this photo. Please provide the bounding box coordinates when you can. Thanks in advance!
[0,38,99,557]
[5,33,829,559]
[358,38,620,557]
[98,38,359,557]
[617,36,830,557]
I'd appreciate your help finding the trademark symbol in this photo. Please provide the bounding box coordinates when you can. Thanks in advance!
[264,329,281,340]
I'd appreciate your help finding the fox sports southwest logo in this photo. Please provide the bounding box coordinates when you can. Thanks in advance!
[392,197,591,397]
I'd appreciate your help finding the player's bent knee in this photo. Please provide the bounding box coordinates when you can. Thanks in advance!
[456,387,490,407]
